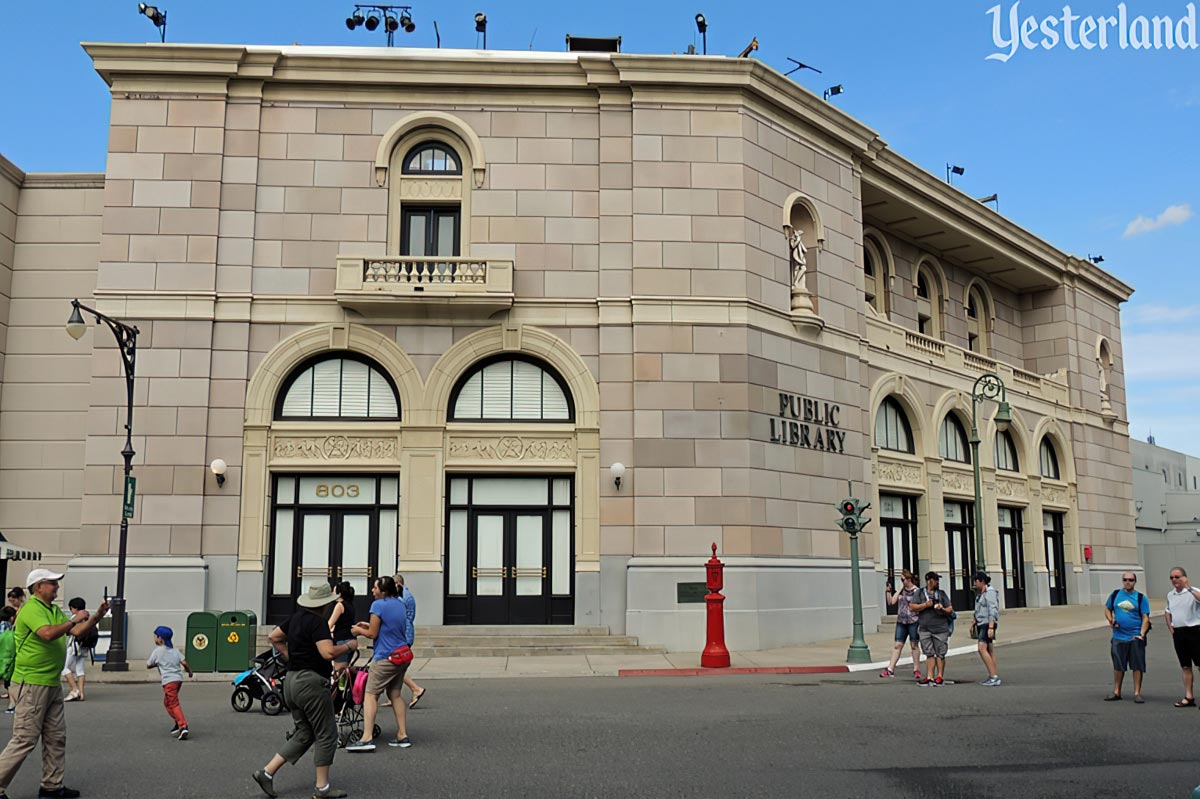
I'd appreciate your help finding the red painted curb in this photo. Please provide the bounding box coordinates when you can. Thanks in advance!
[618,665,850,677]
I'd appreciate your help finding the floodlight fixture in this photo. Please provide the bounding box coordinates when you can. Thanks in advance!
[137,3,167,42]
[475,11,487,48]
[694,13,707,54]
[400,12,415,32]
[823,84,843,101]
[364,12,380,29]
[946,163,965,183]
[1088,254,1105,264]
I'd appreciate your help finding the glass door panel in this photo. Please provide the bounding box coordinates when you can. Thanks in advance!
[514,515,544,596]
[340,513,372,596]
[300,513,331,585]
[475,514,505,596]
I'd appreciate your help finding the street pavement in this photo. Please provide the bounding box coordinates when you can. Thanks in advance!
[2,625,1199,798]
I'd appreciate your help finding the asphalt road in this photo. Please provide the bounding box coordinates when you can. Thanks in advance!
[1,627,1198,799]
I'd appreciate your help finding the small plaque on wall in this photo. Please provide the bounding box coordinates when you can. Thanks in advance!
[676,582,708,604]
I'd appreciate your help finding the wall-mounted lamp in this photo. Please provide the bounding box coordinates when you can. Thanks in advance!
[610,462,626,491]
[822,84,843,101]
[210,458,228,487]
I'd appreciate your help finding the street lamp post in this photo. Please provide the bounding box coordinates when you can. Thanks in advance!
[967,373,1011,575]
[66,299,138,672]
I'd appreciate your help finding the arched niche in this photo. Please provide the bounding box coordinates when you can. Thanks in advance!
[782,192,826,248]
[374,111,488,189]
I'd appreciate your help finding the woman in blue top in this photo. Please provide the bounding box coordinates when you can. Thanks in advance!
[345,576,412,752]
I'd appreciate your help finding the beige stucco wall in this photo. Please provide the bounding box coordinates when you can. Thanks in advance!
[0,168,103,565]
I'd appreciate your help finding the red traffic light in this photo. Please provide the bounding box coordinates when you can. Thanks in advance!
[842,501,855,513]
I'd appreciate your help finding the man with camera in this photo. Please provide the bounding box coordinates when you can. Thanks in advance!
[910,572,954,686]
[1165,567,1200,708]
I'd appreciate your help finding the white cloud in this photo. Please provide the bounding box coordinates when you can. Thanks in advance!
[1123,333,1200,380]
[1124,304,1200,326]
[1123,203,1193,238]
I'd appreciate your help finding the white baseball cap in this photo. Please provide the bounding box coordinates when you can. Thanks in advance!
[26,568,65,588]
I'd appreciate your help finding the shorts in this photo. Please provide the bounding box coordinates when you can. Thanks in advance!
[333,638,356,665]
[894,621,919,645]
[63,649,87,677]
[976,623,998,644]
[919,628,949,659]
[1111,638,1147,673]
[1172,625,1200,668]
[364,657,410,697]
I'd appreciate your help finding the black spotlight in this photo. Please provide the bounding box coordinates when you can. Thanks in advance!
[475,12,487,32]
[823,84,844,101]
[384,14,400,32]
[694,13,707,33]
[364,13,380,30]
[346,10,364,29]
[400,12,415,32]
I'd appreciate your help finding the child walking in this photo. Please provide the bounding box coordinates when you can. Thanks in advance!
[147,625,193,740]
[0,606,14,713]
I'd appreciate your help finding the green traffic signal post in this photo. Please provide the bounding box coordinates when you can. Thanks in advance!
[837,486,873,664]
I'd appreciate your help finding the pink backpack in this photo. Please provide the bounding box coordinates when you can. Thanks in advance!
[350,668,368,706]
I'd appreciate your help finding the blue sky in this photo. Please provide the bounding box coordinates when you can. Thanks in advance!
[1,0,1196,453]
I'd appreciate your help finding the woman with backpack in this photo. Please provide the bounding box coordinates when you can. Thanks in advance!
[973,573,1001,686]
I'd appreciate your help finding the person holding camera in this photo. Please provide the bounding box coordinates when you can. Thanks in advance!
[910,572,954,686]
[1164,567,1200,708]
[972,572,1001,686]
[880,570,922,679]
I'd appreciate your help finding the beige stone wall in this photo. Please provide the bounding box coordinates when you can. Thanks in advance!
[0,157,18,410]
[0,172,103,563]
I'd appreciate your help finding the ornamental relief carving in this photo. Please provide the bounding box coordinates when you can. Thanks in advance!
[399,178,462,201]
[1042,484,1069,507]
[876,459,923,488]
[996,478,1028,501]
[272,435,397,461]
[941,470,973,495]
[447,436,574,462]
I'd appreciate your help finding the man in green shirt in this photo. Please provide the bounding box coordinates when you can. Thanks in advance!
[0,569,108,799]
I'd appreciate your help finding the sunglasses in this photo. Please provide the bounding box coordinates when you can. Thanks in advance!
[1123,578,1137,582]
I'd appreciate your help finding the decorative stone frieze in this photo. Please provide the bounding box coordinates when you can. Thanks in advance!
[447,435,574,463]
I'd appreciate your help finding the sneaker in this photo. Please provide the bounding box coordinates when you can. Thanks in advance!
[4,707,13,715]
[177,727,189,740]
[38,789,81,799]
[387,737,412,748]
[913,670,922,679]
[345,740,375,753]
[990,677,1001,686]
[917,678,931,687]
[933,676,944,686]
[169,724,181,736]
[312,788,348,799]
[879,668,894,678]
[63,692,79,703]
[252,770,278,799]
[979,677,995,686]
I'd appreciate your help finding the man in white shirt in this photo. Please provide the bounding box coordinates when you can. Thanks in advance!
[1165,567,1200,708]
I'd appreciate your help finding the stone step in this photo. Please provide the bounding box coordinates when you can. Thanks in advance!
[412,644,666,658]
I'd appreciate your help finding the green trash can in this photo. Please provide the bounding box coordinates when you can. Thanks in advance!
[216,610,258,672]
[185,611,219,673]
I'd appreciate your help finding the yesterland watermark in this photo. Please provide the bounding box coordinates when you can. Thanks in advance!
[987,2,1198,61]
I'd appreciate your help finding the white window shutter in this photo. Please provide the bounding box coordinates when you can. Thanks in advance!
[481,362,512,418]
[311,359,342,416]
[340,360,370,417]
[281,368,314,417]
[454,372,483,419]
[511,360,543,419]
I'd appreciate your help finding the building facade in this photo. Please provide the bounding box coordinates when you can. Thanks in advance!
[1132,436,1200,589]
[0,44,1136,655]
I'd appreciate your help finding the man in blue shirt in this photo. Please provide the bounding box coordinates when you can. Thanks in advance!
[1104,572,1150,702]
[396,575,426,709]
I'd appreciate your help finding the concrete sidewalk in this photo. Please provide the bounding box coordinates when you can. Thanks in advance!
[85,601,1143,683]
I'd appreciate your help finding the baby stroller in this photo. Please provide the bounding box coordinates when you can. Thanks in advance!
[332,652,380,747]
[232,648,288,716]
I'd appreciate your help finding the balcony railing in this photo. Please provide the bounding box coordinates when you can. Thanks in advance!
[335,255,514,314]
[867,316,1070,406]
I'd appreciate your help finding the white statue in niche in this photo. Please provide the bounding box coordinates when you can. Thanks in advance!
[786,225,808,291]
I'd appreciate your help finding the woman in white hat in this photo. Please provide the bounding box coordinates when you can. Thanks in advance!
[252,583,357,799]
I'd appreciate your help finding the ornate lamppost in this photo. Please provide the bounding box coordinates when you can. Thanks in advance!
[968,373,1011,574]
[66,300,138,672]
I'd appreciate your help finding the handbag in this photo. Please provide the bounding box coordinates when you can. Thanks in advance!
[387,644,414,665]
[969,621,978,640]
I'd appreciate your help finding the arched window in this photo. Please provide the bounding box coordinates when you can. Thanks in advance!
[938,414,971,464]
[874,398,913,453]
[863,237,890,317]
[994,430,1019,472]
[402,142,462,175]
[1039,438,1061,480]
[450,356,573,422]
[390,137,467,259]
[916,265,942,338]
[275,354,400,420]
[966,286,990,355]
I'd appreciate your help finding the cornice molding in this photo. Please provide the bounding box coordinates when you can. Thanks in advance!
[0,154,25,186]
[21,173,105,188]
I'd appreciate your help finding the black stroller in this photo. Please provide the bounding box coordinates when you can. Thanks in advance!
[332,651,380,747]
[231,648,288,716]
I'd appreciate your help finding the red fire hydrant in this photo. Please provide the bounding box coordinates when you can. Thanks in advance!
[701,542,731,668]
